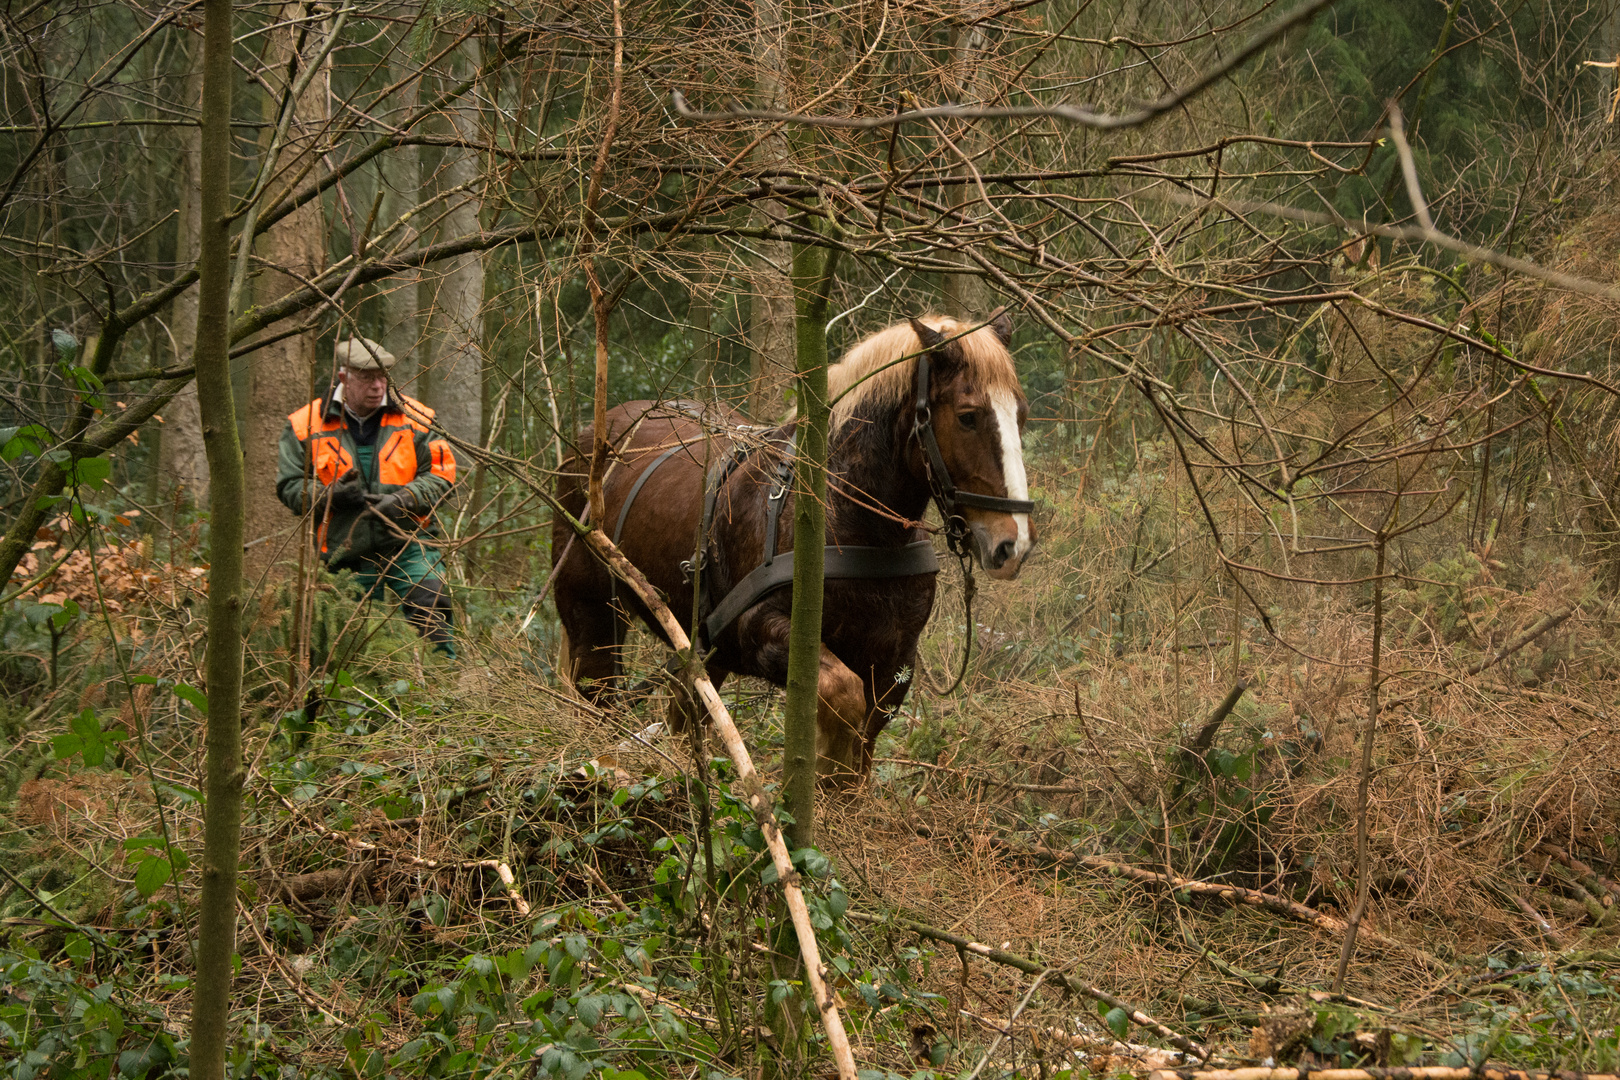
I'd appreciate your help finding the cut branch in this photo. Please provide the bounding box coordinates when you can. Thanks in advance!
[559,516,859,1080]
[1180,679,1250,761]
[1023,847,1440,966]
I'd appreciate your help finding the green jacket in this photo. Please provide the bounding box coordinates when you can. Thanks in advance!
[276,389,457,568]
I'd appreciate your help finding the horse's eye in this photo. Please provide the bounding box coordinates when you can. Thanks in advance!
[957,412,977,431]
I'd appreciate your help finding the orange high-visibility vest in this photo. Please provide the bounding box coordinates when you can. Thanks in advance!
[287,394,455,552]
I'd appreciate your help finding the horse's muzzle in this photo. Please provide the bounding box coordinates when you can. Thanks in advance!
[969,517,1033,580]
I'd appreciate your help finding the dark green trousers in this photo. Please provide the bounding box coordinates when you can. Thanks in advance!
[343,542,456,659]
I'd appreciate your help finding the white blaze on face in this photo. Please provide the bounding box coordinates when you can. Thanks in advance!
[989,388,1032,559]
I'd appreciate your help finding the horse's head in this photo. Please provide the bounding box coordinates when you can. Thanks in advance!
[909,311,1035,580]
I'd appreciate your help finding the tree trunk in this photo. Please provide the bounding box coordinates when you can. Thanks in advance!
[422,35,484,447]
[940,11,991,318]
[189,0,245,1072]
[747,0,794,421]
[783,237,838,851]
[157,50,210,504]
[243,4,330,571]
[379,30,421,395]
[688,252,721,402]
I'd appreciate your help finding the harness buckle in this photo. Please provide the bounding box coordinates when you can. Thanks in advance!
[680,552,706,584]
[945,514,973,559]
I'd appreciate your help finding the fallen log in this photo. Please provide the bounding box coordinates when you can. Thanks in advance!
[269,864,375,904]
[1536,841,1620,908]
[1464,605,1574,676]
[280,794,530,916]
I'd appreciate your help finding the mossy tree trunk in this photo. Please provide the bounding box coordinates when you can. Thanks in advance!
[782,234,839,851]
[189,0,246,1072]
[156,46,209,505]
[765,222,839,1080]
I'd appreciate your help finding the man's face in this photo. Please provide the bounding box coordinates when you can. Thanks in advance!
[340,366,389,414]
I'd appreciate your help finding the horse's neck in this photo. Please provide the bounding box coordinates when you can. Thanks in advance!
[826,407,929,545]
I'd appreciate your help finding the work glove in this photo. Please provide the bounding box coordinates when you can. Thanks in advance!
[365,490,417,519]
[317,469,367,514]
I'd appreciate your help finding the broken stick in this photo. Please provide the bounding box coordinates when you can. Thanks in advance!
[1025,846,1440,967]
[572,522,860,1080]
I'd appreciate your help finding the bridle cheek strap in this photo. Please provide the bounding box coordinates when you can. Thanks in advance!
[910,353,1035,548]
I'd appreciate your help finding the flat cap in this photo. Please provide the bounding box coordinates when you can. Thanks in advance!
[334,337,395,372]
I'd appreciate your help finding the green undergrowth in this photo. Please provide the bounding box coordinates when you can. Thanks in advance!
[4,647,1619,1079]
[0,664,953,1080]
[3,460,1620,1077]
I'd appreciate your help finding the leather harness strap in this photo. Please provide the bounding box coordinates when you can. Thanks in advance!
[613,444,689,548]
[702,426,939,644]
[911,353,1037,526]
[704,539,937,645]
[761,430,798,565]
[605,400,715,645]
[607,442,691,648]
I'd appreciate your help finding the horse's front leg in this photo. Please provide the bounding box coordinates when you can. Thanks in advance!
[738,608,873,787]
[812,644,871,788]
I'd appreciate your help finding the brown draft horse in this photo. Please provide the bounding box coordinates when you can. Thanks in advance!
[550,312,1035,783]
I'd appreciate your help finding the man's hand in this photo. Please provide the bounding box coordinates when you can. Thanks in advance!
[365,490,416,519]
[317,469,367,514]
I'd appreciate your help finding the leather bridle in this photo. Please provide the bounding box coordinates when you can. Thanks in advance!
[910,350,1035,558]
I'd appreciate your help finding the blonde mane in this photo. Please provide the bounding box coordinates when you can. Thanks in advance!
[825,315,1020,433]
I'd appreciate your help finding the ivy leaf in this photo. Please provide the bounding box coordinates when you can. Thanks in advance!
[71,708,107,766]
[54,708,121,766]
[574,994,604,1029]
[1,423,49,461]
[50,600,81,631]
[1104,1006,1130,1040]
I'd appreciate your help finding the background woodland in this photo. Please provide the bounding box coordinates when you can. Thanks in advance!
[2,1,1620,1078]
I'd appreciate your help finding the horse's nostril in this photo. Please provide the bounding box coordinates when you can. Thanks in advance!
[991,539,1015,568]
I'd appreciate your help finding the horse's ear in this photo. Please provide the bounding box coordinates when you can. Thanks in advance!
[909,317,946,354]
[988,306,1013,347]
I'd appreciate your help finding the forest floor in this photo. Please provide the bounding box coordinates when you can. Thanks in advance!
[2,460,1619,1079]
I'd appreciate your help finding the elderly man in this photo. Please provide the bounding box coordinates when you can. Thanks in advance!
[277,338,459,658]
